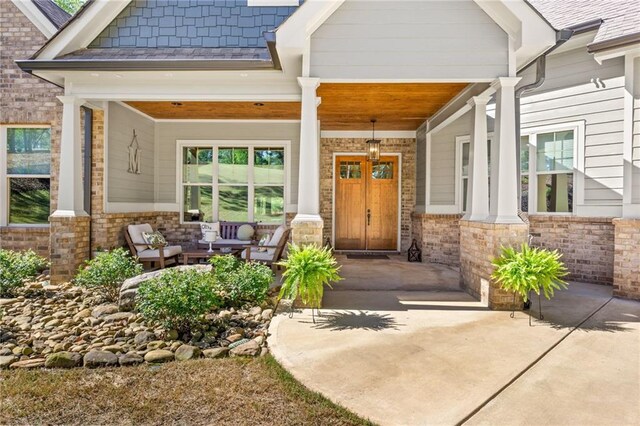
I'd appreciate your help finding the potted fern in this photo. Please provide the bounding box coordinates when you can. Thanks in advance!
[492,243,568,325]
[277,243,342,323]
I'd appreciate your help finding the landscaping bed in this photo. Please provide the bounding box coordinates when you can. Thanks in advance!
[0,277,274,369]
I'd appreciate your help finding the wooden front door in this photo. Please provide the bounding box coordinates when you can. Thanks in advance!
[335,155,399,250]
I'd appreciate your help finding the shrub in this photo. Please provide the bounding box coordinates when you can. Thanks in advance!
[277,244,342,309]
[209,255,273,307]
[492,243,569,302]
[74,248,143,301]
[0,249,48,297]
[136,268,220,336]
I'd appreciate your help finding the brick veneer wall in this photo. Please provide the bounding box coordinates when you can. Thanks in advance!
[460,220,529,310]
[613,219,640,300]
[411,213,462,266]
[528,215,615,285]
[50,216,90,284]
[0,1,63,255]
[320,138,416,251]
[0,227,49,258]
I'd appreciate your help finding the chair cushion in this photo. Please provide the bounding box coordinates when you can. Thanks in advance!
[267,225,287,255]
[137,245,182,259]
[241,248,273,262]
[128,223,154,253]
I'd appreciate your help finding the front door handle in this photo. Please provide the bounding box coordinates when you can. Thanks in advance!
[367,209,371,226]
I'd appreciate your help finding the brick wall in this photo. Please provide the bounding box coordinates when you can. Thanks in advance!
[320,138,416,251]
[613,219,640,300]
[411,213,461,266]
[50,216,90,284]
[460,220,529,310]
[0,1,63,254]
[528,215,615,285]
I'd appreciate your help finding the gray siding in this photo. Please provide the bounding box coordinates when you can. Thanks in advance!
[310,0,508,80]
[107,102,156,203]
[633,56,640,204]
[415,123,427,210]
[90,0,298,49]
[155,121,300,208]
[430,112,471,205]
[519,48,625,212]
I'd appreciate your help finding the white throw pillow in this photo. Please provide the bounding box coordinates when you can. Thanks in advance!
[267,225,286,255]
[200,222,220,240]
[237,224,255,241]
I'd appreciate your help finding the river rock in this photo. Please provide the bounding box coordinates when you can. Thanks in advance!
[91,305,118,318]
[174,344,200,361]
[10,358,45,369]
[202,347,229,359]
[0,355,18,369]
[134,331,156,346]
[144,349,174,363]
[45,351,82,368]
[230,340,260,357]
[261,309,273,320]
[118,352,144,366]
[103,312,134,323]
[84,350,119,368]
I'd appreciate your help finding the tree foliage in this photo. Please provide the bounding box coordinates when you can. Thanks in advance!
[74,248,143,302]
[0,249,49,297]
[53,0,86,14]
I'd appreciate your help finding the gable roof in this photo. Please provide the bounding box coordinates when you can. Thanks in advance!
[31,0,70,29]
[528,0,640,51]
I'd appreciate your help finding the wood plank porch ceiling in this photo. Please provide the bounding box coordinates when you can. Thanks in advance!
[126,83,468,130]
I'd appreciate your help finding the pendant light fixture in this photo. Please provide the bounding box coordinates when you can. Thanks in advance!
[366,119,381,162]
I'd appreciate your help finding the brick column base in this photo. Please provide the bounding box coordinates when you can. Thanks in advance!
[613,219,640,300]
[291,214,324,247]
[50,215,91,284]
[460,220,529,310]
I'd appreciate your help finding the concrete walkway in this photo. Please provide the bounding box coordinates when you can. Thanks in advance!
[268,259,640,425]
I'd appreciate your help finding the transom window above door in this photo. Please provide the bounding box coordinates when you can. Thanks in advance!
[180,143,286,224]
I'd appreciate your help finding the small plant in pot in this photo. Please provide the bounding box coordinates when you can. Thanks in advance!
[277,243,342,323]
[492,243,568,325]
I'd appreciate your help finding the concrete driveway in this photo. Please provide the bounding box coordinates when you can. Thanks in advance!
[268,260,640,425]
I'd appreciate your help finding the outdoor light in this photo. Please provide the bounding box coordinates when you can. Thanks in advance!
[408,239,422,262]
[366,119,381,162]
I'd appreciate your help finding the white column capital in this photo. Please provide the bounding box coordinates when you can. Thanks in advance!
[297,77,321,90]
[56,95,86,106]
[490,77,521,90]
[466,94,492,108]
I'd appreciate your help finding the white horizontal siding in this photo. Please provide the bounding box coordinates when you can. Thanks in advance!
[107,102,155,203]
[633,57,640,203]
[518,48,625,212]
[310,0,508,80]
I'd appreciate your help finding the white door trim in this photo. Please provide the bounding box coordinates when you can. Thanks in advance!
[332,152,402,252]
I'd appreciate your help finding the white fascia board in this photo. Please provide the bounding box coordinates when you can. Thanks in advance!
[36,0,131,59]
[11,0,57,38]
[248,0,299,5]
[474,0,556,72]
[593,43,640,64]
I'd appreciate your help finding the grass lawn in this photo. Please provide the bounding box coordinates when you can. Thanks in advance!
[0,356,372,426]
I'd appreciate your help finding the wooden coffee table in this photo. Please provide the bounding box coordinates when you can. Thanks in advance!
[181,247,242,265]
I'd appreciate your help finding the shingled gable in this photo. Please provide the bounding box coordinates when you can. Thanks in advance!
[19,0,301,71]
[31,0,71,29]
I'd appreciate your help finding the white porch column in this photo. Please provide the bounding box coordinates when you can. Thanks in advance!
[465,95,491,221]
[622,54,640,217]
[292,77,324,246]
[488,77,522,224]
[296,77,321,216]
[53,95,87,217]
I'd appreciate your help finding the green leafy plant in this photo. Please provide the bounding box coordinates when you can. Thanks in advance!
[136,268,220,337]
[74,248,143,301]
[492,243,569,302]
[0,249,48,297]
[277,244,342,311]
[209,255,273,307]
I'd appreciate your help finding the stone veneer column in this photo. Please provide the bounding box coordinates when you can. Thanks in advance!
[460,220,529,310]
[292,77,323,246]
[613,219,640,300]
[50,96,90,283]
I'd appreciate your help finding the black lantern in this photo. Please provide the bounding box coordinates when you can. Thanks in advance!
[366,119,381,162]
[408,239,422,262]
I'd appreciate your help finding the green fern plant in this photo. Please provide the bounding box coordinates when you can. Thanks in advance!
[492,243,569,302]
[277,244,342,310]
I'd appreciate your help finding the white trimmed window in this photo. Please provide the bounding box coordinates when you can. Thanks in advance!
[0,126,51,226]
[522,127,577,214]
[458,136,492,212]
[179,142,287,224]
